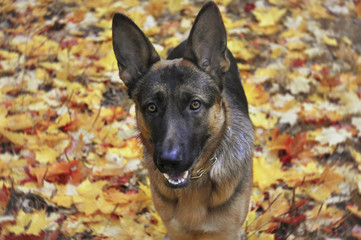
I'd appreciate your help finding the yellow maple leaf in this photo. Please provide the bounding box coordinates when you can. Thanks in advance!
[6,210,50,236]
[77,179,107,198]
[40,62,62,71]
[252,67,277,83]
[0,106,7,125]
[98,124,127,148]
[127,10,147,28]
[323,35,338,46]
[305,167,344,202]
[0,128,27,145]
[108,138,143,159]
[215,0,232,6]
[168,0,184,14]
[250,112,278,129]
[237,63,254,70]
[94,52,117,71]
[73,197,99,215]
[270,46,285,58]
[47,113,71,132]
[224,18,246,30]
[2,113,34,131]
[0,49,19,59]
[139,180,152,199]
[35,67,49,81]
[252,7,287,27]
[74,179,110,215]
[258,233,276,240]
[269,0,287,5]
[342,36,352,45]
[251,23,281,36]
[287,41,309,51]
[253,155,284,191]
[228,39,258,61]
[34,146,60,163]
[243,81,270,106]
[52,195,73,208]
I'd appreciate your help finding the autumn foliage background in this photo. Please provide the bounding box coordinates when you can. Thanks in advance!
[0,0,361,239]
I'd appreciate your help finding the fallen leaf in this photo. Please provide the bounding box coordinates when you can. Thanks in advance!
[315,127,352,146]
[323,35,338,46]
[253,155,284,191]
[252,7,287,27]
[5,210,52,236]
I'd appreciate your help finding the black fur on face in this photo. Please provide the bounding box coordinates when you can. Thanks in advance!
[133,62,221,175]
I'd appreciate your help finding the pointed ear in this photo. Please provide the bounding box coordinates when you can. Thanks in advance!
[112,13,160,94]
[184,2,230,77]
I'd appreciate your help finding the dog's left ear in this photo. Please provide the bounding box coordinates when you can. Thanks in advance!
[112,13,160,95]
[184,2,230,77]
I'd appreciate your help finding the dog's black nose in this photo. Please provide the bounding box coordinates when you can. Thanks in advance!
[158,147,182,171]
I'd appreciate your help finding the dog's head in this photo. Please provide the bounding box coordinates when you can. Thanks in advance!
[112,2,229,188]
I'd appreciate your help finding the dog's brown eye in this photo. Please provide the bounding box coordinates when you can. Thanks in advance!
[147,103,157,113]
[190,100,201,110]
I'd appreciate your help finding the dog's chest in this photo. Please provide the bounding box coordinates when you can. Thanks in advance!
[153,180,222,232]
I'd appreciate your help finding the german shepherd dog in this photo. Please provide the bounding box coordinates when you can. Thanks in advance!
[112,2,254,239]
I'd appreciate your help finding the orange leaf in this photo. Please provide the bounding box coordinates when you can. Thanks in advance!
[102,188,132,205]
[147,0,166,18]
[30,166,47,185]
[267,129,292,151]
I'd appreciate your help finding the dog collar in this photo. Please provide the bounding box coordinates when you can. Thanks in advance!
[190,156,218,180]
[190,126,232,180]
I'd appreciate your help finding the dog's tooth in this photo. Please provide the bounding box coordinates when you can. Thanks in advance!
[164,171,190,186]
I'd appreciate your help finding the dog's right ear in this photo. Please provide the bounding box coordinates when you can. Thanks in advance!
[112,13,160,95]
[183,2,229,79]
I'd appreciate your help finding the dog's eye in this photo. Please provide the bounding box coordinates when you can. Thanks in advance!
[190,100,201,110]
[147,103,157,113]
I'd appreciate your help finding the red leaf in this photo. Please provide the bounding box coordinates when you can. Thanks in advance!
[291,214,306,226]
[291,58,306,68]
[244,3,255,13]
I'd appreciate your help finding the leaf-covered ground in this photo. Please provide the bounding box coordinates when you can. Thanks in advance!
[0,0,361,239]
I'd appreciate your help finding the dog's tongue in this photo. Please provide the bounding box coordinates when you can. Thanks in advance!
[168,172,184,180]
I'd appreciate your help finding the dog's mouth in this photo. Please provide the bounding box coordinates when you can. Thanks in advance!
[163,170,190,188]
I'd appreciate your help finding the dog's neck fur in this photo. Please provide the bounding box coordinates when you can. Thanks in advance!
[209,98,254,186]
[190,100,228,180]
[190,96,254,185]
